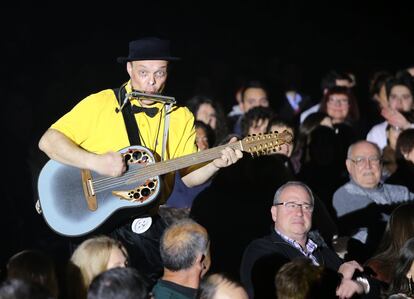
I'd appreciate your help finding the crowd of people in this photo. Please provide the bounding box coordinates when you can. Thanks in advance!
[1,37,414,299]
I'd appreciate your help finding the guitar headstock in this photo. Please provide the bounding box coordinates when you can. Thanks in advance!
[240,130,294,156]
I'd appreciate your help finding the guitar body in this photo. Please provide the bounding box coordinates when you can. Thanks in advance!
[37,146,160,237]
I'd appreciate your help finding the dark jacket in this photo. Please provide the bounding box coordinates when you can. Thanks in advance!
[240,229,343,299]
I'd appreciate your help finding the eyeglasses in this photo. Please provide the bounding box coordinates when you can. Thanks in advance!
[348,156,382,167]
[328,98,349,105]
[274,201,314,212]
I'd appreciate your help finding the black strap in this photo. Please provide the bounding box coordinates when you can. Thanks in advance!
[113,87,141,146]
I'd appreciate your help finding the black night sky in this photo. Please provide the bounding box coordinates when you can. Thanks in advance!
[1,0,414,268]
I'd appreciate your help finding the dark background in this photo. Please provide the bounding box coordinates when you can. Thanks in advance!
[1,0,414,273]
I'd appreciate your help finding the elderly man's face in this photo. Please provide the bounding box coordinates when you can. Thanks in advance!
[346,142,382,188]
[271,185,313,242]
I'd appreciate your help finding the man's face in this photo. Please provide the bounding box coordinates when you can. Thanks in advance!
[127,60,168,106]
[346,142,382,188]
[388,85,413,112]
[271,185,313,242]
[240,87,269,113]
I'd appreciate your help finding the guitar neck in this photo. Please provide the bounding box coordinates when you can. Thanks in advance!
[128,141,243,182]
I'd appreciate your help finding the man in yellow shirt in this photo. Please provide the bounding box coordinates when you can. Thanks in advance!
[38,37,243,285]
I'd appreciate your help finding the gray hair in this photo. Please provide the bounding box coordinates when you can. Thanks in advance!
[347,140,382,159]
[273,181,314,205]
[160,218,209,271]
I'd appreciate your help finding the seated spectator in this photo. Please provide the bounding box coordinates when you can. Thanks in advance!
[367,74,414,150]
[228,80,270,136]
[386,128,414,192]
[333,141,414,263]
[186,95,229,145]
[241,106,274,137]
[275,258,341,299]
[6,249,59,298]
[382,124,404,179]
[240,181,375,299]
[165,121,214,209]
[87,267,149,299]
[365,202,414,286]
[152,218,210,298]
[0,278,54,299]
[387,237,414,299]
[199,273,248,299]
[66,235,128,299]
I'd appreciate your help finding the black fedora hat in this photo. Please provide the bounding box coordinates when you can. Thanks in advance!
[117,37,180,63]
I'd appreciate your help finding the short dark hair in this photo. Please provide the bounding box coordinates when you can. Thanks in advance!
[87,267,149,299]
[0,279,54,299]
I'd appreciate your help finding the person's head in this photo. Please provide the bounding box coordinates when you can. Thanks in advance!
[186,95,219,130]
[320,70,353,94]
[87,267,149,299]
[240,80,269,113]
[396,128,414,164]
[0,279,54,299]
[319,86,359,124]
[369,71,392,108]
[199,273,248,299]
[195,121,215,150]
[160,218,210,277]
[346,141,382,188]
[7,249,58,298]
[275,258,340,299]
[386,203,414,255]
[267,118,295,157]
[117,37,179,106]
[388,237,414,296]
[386,76,414,112]
[271,182,314,243]
[241,106,274,137]
[68,235,128,296]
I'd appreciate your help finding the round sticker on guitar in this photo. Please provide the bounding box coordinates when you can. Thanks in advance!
[131,217,152,234]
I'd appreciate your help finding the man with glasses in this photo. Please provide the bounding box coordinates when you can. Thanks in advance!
[333,140,414,262]
[240,181,374,299]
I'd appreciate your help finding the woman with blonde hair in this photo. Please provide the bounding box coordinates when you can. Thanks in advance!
[66,235,128,299]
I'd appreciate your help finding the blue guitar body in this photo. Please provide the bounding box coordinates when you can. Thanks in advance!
[37,146,160,237]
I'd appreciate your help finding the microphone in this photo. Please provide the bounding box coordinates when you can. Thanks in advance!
[115,91,176,113]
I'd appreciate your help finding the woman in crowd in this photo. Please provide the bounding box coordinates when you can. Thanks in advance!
[66,235,128,299]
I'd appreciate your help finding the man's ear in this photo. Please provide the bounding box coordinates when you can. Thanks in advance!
[345,158,352,173]
[126,61,132,77]
[271,206,277,222]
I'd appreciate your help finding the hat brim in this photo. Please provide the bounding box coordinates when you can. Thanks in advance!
[117,56,181,63]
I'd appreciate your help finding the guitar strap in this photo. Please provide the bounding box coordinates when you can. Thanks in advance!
[113,86,141,146]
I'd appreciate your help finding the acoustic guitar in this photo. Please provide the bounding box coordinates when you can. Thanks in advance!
[37,130,293,237]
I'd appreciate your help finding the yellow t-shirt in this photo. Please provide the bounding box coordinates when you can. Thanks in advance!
[51,85,198,201]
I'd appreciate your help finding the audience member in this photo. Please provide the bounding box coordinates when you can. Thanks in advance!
[186,95,229,145]
[275,258,341,299]
[228,80,270,136]
[365,202,414,285]
[333,141,414,263]
[6,249,59,298]
[386,128,414,192]
[199,273,248,299]
[240,181,375,299]
[66,235,128,299]
[241,106,274,137]
[300,70,354,123]
[152,218,210,298]
[387,237,414,299]
[367,75,414,149]
[87,267,149,299]
[0,278,54,299]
